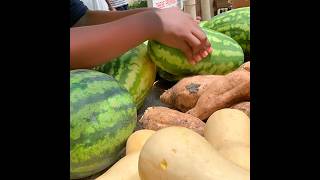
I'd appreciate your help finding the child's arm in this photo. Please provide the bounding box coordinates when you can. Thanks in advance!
[73,8,157,27]
[70,8,212,69]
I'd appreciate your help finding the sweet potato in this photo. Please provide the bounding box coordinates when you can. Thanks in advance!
[160,63,250,112]
[160,75,223,112]
[187,70,250,120]
[230,101,250,117]
[139,106,205,136]
[237,61,250,72]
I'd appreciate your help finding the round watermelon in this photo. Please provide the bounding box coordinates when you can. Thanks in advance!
[94,44,156,109]
[202,7,250,58]
[70,69,137,179]
[148,28,244,76]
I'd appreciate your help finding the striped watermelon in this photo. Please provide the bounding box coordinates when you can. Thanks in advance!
[148,28,244,76]
[199,21,208,28]
[202,7,250,58]
[94,44,156,109]
[70,69,137,179]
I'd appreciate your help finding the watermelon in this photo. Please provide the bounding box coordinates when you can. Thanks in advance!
[202,7,250,57]
[94,44,156,109]
[70,69,137,179]
[148,28,244,76]
[199,21,208,28]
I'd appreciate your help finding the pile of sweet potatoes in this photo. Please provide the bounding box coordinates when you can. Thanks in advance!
[139,62,250,135]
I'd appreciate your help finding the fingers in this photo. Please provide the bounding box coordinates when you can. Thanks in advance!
[192,27,212,56]
[185,34,202,56]
[207,46,213,54]
[195,16,201,23]
[192,28,209,47]
[178,40,195,65]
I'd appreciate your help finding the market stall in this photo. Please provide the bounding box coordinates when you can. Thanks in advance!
[70,1,250,179]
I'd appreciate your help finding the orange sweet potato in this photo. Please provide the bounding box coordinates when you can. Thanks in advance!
[160,75,223,112]
[139,106,205,136]
[187,70,250,120]
[237,61,250,72]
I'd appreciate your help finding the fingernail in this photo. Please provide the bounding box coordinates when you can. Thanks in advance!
[207,47,213,53]
[202,51,208,57]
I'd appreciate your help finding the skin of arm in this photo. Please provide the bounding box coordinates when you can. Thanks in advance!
[70,10,160,69]
[73,8,157,27]
[70,8,213,69]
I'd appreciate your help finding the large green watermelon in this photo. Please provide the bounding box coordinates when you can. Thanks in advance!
[94,44,156,109]
[148,28,244,76]
[202,7,250,58]
[70,69,137,179]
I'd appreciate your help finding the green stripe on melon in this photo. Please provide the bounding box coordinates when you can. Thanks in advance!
[203,7,250,58]
[70,69,137,179]
[94,44,156,109]
[148,28,244,76]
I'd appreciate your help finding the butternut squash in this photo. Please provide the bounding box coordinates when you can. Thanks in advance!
[204,108,250,170]
[95,152,140,180]
[126,130,156,155]
[138,126,250,180]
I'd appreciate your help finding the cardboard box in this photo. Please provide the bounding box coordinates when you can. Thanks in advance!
[231,0,250,8]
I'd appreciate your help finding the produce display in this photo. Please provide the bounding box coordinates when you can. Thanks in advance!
[148,28,244,76]
[70,7,250,180]
[201,7,250,58]
[70,70,137,179]
[94,44,156,109]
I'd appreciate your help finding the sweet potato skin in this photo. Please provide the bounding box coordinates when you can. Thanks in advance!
[237,61,250,72]
[160,75,223,112]
[160,62,250,113]
[139,106,205,136]
[186,70,250,120]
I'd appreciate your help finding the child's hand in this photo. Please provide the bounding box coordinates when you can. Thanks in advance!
[152,8,212,65]
[195,16,201,24]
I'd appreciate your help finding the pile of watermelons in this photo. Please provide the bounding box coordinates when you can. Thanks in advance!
[70,7,250,179]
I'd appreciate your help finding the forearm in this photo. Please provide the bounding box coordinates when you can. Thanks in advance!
[74,8,157,27]
[70,11,160,69]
